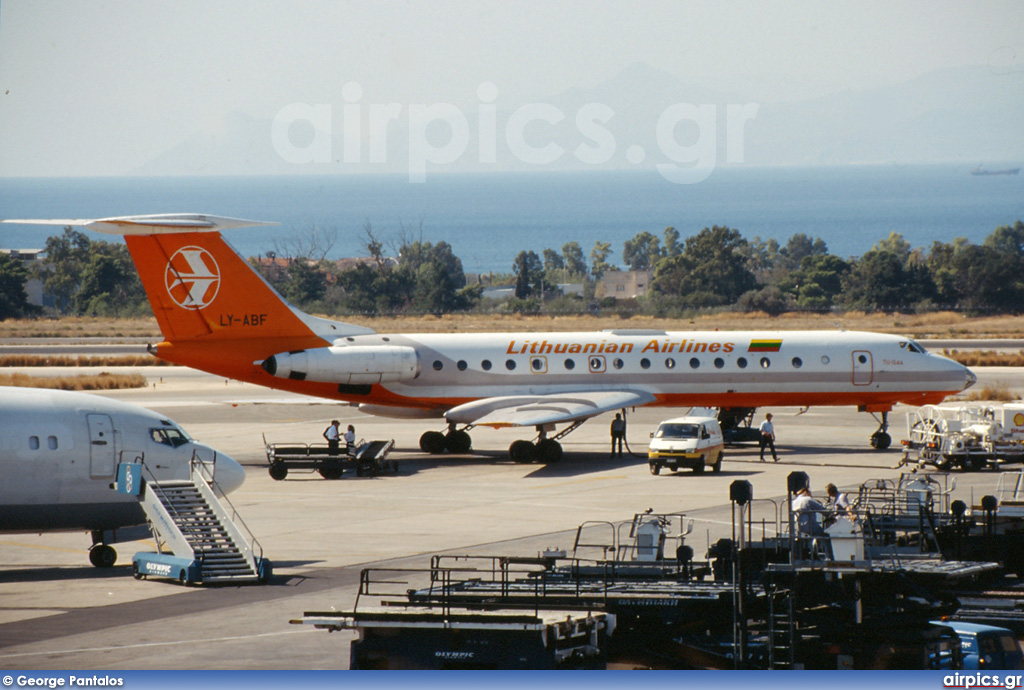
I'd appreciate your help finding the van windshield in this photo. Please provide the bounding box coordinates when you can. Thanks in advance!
[656,423,699,439]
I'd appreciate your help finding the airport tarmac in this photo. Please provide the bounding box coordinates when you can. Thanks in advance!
[1,363,1022,670]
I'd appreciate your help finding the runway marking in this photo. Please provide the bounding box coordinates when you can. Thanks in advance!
[0,627,319,659]
[0,540,83,554]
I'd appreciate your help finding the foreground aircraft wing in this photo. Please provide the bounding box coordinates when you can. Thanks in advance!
[444,390,656,427]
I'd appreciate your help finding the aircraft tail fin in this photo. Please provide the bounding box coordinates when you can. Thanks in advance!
[3,214,373,345]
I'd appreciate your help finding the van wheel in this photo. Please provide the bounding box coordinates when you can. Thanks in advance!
[694,462,705,474]
[649,464,660,475]
[713,451,723,473]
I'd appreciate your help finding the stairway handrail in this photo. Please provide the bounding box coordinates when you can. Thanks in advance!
[190,451,265,566]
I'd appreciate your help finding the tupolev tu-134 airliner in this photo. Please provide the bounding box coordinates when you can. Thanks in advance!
[2,214,977,462]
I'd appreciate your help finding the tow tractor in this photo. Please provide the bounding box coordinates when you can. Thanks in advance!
[900,404,1024,471]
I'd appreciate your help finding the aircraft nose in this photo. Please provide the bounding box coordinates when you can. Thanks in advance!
[964,367,978,390]
[193,444,246,494]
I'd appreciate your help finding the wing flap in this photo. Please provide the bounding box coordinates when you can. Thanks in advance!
[445,390,655,427]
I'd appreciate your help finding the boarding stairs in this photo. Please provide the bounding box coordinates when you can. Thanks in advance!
[120,457,267,585]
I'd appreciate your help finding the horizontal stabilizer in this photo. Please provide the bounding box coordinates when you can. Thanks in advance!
[2,214,276,235]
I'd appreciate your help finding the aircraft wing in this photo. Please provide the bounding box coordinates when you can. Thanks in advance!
[444,390,656,427]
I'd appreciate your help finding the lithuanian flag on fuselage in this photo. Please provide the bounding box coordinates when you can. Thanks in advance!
[748,339,782,352]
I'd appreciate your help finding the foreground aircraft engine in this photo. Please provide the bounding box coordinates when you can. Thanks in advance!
[261,345,419,384]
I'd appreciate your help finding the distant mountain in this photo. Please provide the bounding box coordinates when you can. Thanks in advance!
[133,63,1024,176]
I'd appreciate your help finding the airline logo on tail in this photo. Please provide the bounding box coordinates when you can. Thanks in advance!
[165,246,221,309]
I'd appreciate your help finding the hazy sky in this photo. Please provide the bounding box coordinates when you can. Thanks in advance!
[1,0,1021,176]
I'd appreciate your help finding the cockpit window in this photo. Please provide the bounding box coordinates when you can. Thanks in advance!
[655,423,698,439]
[150,427,190,447]
[900,340,927,354]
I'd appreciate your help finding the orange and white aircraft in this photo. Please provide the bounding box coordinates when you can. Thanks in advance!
[4,214,977,461]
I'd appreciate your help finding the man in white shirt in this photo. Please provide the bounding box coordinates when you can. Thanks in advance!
[759,412,778,462]
[323,420,341,455]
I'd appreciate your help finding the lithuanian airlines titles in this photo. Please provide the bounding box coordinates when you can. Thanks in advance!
[2,214,976,462]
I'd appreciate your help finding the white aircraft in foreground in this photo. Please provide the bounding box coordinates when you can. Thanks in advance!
[2,214,977,461]
[0,386,245,567]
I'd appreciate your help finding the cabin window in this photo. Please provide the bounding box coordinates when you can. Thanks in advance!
[665,357,676,369]
[47,436,58,450]
[714,358,724,369]
[857,354,868,364]
[531,357,545,372]
[29,435,39,450]
[640,358,651,369]
[792,357,803,368]
[821,355,830,365]
[564,359,575,370]
[760,357,771,369]
[481,359,492,371]
[737,357,748,369]
[689,358,700,369]
[457,360,467,371]
[381,337,390,342]
[432,360,443,371]
[612,358,624,369]
[505,359,516,370]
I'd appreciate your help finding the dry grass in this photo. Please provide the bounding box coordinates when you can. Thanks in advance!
[2,311,1023,338]
[0,354,174,367]
[957,383,1019,402]
[0,372,148,391]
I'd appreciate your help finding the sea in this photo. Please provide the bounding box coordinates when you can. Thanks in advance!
[1,165,1022,275]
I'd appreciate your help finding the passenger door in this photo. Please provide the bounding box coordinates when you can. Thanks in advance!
[87,414,116,478]
[851,350,873,386]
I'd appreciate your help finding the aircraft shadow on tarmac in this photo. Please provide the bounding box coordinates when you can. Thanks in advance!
[0,564,132,584]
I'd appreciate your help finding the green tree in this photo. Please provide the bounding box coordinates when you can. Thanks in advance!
[0,253,34,319]
[280,260,328,308]
[542,248,564,272]
[622,231,663,271]
[513,250,544,299]
[651,226,757,308]
[39,229,146,316]
[38,228,91,314]
[561,241,587,277]
[590,241,614,279]
[663,227,681,258]
[779,253,851,311]
[841,234,934,312]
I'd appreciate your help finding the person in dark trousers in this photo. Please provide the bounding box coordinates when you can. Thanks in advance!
[610,413,626,457]
[323,419,341,455]
[344,424,356,457]
[759,412,778,461]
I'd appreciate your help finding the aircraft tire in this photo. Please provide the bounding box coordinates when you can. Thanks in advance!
[509,440,536,463]
[536,439,562,463]
[419,431,447,454]
[269,462,288,481]
[870,431,892,450]
[446,430,472,454]
[89,544,117,568]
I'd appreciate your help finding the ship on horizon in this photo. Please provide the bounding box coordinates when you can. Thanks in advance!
[971,164,1020,176]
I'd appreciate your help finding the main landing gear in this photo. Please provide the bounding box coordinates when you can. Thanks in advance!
[419,423,473,455]
[508,422,584,464]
